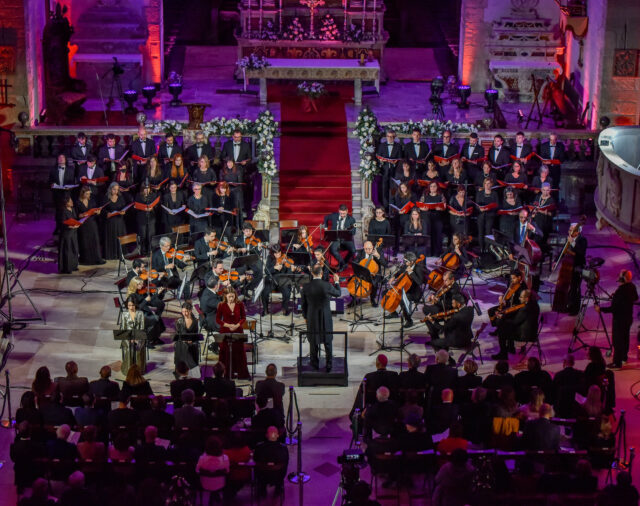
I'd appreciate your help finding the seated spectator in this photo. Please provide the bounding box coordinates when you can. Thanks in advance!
[17,477,56,506]
[398,353,426,392]
[77,425,106,461]
[10,422,46,491]
[437,421,468,454]
[55,361,89,406]
[598,470,639,506]
[74,393,104,428]
[518,387,545,420]
[254,426,289,498]
[15,391,43,428]
[569,459,598,493]
[428,388,458,436]
[89,365,120,401]
[203,397,232,430]
[138,395,174,440]
[456,359,482,402]
[107,400,139,434]
[579,384,603,418]
[32,366,59,406]
[174,388,206,431]
[364,386,399,437]
[584,345,607,387]
[494,385,519,418]
[482,360,514,392]
[40,398,76,427]
[46,424,79,460]
[432,449,474,506]
[509,458,539,495]
[255,363,286,414]
[425,350,458,407]
[251,395,285,434]
[120,364,153,403]
[170,361,204,407]
[399,390,423,422]
[396,412,432,452]
[553,354,585,418]
[460,387,492,447]
[514,356,554,405]
[345,480,382,506]
[223,431,252,500]
[135,425,167,463]
[521,403,560,451]
[196,436,229,505]
[350,354,399,421]
[109,433,135,461]
[58,471,96,506]
[204,362,236,399]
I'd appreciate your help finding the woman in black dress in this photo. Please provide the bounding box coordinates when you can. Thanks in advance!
[419,181,446,256]
[76,186,105,265]
[422,159,441,184]
[503,161,528,198]
[162,180,187,233]
[474,161,497,190]
[448,184,471,237]
[103,182,129,260]
[367,206,392,244]
[475,177,499,252]
[146,156,166,189]
[220,160,245,214]
[210,181,235,232]
[58,197,80,274]
[499,187,522,241]
[113,159,136,195]
[174,301,200,375]
[135,184,158,256]
[192,155,217,202]
[186,182,211,234]
[446,158,468,190]
[394,160,416,193]
[391,182,415,252]
[403,207,428,256]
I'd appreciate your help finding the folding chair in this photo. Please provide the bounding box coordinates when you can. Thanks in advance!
[117,233,143,276]
[452,325,484,366]
[243,319,258,378]
[518,315,545,364]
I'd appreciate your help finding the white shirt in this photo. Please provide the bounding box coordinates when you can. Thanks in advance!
[108,147,116,159]
[414,143,420,158]
[80,145,86,155]
[140,140,146,155]
[442,144,448,157]
[58,167,66,186]
[549,145,556,159]
[494,147,500,161]
[87,165,95,180]
[196,146,202,158]
[338,217,345,230]
[516,145,523,157]
[166,145,173,158]
[233,142,241,161]
[468,145,474,158]
[387,144,393,157]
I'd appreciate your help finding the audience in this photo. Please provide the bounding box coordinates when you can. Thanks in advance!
[11,423,46,490]
[77,425,106,461]
[482,360,514,391]
[425,350,458,405]
[74,393,103,427]
[254,426,289,498]
[55,361,89,406]
[513,356,554,405]
[460,386,492,446]
[553,354,585,417]
[120,364,153,402]
[138,395,174,439]
[15,391,43,427]
[88,365,120,400]
[251,395,285,433]
[598,470,639,506]
[521,403,561,451]
[204,362,236,399]
[364,386,399,437]
[437,421,468,454]
[174,388,206,431]
[580,384,604,418]
[31,366,59,405]
[196,436,229,504]
[223,431,252,500]
[398,353,425,391]
[432,449,474,506]
[456,359,482,401]
[170,361,205,407]
[255,363,286,414]
[428,388,458,435]
[135,425,167,463]
[58,471,96,506]
[109,433,135,461]
[17,477,55,506]
[364,354,399,403]
[46,425,79,460]
[396,412,432,451]
[518,387,545,420]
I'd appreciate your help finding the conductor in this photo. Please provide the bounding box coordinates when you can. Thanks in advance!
[301,266,342,372]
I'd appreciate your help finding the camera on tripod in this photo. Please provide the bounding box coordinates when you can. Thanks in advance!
[581,257,604,286]
[111,57,124,76]
[337,448,365,492]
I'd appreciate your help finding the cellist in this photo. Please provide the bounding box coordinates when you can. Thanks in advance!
[383,251,427,328]
[347,240,387,307]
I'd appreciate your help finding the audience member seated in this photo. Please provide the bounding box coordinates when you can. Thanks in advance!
[174,388,206,431]
[10,422,46,491]
[254,426,289,498]
[482,360,514,392]
[398,353,426,393]
[514,356,554,405]
[437,421,468,454]
[32,366,59,406]
[553,354,586,418]
[517,387,545,420]
[223,431,252,500]
[138,395,174,440]
[196,436,229,505]
[204,362,236,399]
[428,388,458,436]
[74,393,104,428]
[460,387,492,447]
[88,365,120,401]
[521,403,560,451]
[58,470,97,506]
[17,478,56,506]
[55,361,89,406]
[364,354,399,403]
[46,424,79,460]
[598,470,638,506]
[135,425,167,463]
[109,433,135,461]
[399,390,424,422]
[569,459,598,494]
[251,395,285,434]
[364,386,400,437]
[203,397,232,430]
[344,480,382,506]
[584,346,616,411]
[120,364,153,403]
[494,385,519,418]
[456,359,482,402]
[425,350,458,407]
[578,384,604,418]
[432,449,474,506]
[107,400,139,434]
[15,391,43,427]
[255,363,286,414]
[492,385,520,449]
[170,361,205,407]
[509,458,539,495]
[77,425,106,461]
[40,398,76,427]
[396,412,433,451]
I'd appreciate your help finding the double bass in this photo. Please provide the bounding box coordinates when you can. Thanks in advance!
[380,255,425,313]
[346,238,383,298]
[552,215,586,312]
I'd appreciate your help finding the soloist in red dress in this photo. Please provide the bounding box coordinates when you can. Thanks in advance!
[215,301,249,379]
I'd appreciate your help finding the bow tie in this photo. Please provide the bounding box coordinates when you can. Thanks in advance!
[196,144,203,148]
[517,145,523,148]
[58,166,65,170]
[414,143,420,145]
[234,143,240,146]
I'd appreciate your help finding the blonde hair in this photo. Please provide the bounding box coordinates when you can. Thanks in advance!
[127,276,143,296]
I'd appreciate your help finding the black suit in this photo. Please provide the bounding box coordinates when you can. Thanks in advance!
[89,378,120,400]
[567,234,587,314]
[600,281,639,365]
[174,404,206,430]
[252,407,285,432]
[254,440,289,490]
[513,220,542,247]
[404,140,430,174]
[365,399,399,436]
[221,139,252,165]
[69,142,91,166]
[429,305,474,350]
[97,144,126,177]
[255,377,286,414]
[301,277,341,369]
[49,164,77,230]
[170,377,205,406]
[131,138,157,182]
[199,287,220,332]
[204,376,236,398]
[497,299,540,356]
[363,369,399,404]
[184,142,214,174]
[431,142,460,178]
[424,363,457,404]
[76,164,106,199]
[487,145,512,176]
[428,402,459,435]
[323,212,356,268]
[157,141,183,175]
[152,248,190,298]
[460,142,485,180]
[538,141,566,188]
[522,417,561,451]
[553,366,586,418]
[376,141,403,207]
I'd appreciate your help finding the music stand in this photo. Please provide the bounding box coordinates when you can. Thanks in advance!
[212,332,248,381]
[280,228,297,245]
[174,332,204,369]
[401,234,430,255]
[113,329,148,371]
[347,262,378,331]
[324,230,353,243]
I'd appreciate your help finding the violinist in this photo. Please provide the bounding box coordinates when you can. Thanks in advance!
[487,270,525,330]
[292,225,314,254]
[125,276,166,348]
[135,183,158,256]
[427,293,474,355]
[194,228,223,268]
[419,181,446,256]
[475,177,499,252]
[323,204,356,272]
[422,270,461,340]
[233,222,264,294]
[126,258,148,285]
[448,184,471,236]
[492,289,539,360]
[161,179,187,233]
[152,236,191,299]
[263,245,294,316]
[366,206,392,245]
[210,181,235,231]
[384,251,426,328]
[309,247,331,282]
[531,182,556,247]
[564,222,587,316]
[348,240,387,307]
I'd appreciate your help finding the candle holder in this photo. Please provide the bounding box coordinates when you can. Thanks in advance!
[142,85,158,110]
[123,90,138,114]
[169,83,183,107]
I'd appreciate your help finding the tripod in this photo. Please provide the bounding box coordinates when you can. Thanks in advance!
[102,57,126,112]
[568,281,612,354]
[430,97,445,121]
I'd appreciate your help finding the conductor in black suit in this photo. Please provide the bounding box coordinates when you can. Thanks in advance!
[131,126,157,183]
[493,289,540,359]
[301,265,341,372]
[157,132,182,176]
[595,269,639,368]
[184,131,215,175]
[221,129,252,167]
[487,134,512,177]
[323,204,356,271]
[538,133,566,189]
[460,132,485,180]
[376,130,403,208]
[404,128,430,176]
[428,293,474,352]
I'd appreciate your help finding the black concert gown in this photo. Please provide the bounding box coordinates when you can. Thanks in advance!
[75,199,103,265]
[58,208,79,274]
[103,195,128,260]
[162,191,186,233]
[186,194,210,234]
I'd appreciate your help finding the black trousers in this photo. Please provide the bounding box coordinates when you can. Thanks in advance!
[329,240,356,267]
[612,318,633,365]
[497,317,518,353]
[425,213,444,256]
[567,271,583,314]
[261,278,291,312]
[309,337,332,368]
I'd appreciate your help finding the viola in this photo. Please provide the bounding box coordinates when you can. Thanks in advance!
[421,308,459,323]
[494,302,526,321]
[347,238,383,298]
[137,285,158,295]
[489,281,522,324]
[380,254,425,313]
[139,268,160,281]
[426,251,461,291]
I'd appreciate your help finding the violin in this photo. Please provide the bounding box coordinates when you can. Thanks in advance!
[165,248,190,261]
[380,254,425,313]
[209,239,233,252]
[347,238,383,299]
[137,285,158,295]
[494,302,526,321]
[276,255,297,270]
[139,268,160,281]
[489,281,522,323]
[421,308,459,323]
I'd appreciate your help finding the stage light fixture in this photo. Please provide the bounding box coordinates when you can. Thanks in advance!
[484,89,499,113]
[169,83,183,107]
[457,85,471,109]
[142,85,158,110]
[430,76,444,97]
[123,89,138,114]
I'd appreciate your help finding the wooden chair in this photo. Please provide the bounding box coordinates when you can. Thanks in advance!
[243,319,258,376]
[246,219,265,230]
[117,233,143,276]
[279,219,298,246]
[172,224,191,248]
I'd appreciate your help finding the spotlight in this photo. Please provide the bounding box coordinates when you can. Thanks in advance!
[169,82,183,107]
[599,116,611,129]
[457,85,471,109]
[123,89,138,114]
[141,85,158,110]
[429,76,445,120]
[484,89,498,113]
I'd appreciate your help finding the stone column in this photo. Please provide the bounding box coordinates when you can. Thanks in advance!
[24,0,47,126]
[458,0,488,90]
[253,174,271,228]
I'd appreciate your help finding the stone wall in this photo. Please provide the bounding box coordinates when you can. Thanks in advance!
[0,0,27,125]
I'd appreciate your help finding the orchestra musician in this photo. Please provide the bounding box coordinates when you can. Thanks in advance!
[348,240,387,307]
[475,177,499,252]
[448,184,470,236]
[309,247,332,282]
[323,204,356,272]
[126,258,148,284]
[565,222,587,315]
[367,206,392,244]
[157,133,182,176]
[185,131,214,174]
[152,236,191,299]
[69,132,90,168]
[77,155,105,200]
[216,287,250,379]
[514,209,542,247]
[210,181,235,231]
[461,132,485,181]
[134,183,158,256]
[233,222,264,303]
[292,225,314,254]
[103,182,128,260]
[492,289,540,360]
[487,134,511,177]
[194,228,222,268]
[538,133,565,189]
[511,131,534,176]
[446,233,471,275]
[131,126,157,183]
[422,270,461,340]
[58,196,79,274]
[49,154,76,234]
[75,186,105,266]
[174,301,200,377]
[426,293,474,358]
[98,133,126,178]
[376,129,403,208]
[161,180,187,232]
[404,127,430,176]
[487,270,525,329]
[432,129,459,178]
[419,180,446,256]
[186,182,210,234]
[384,251,426,328]
[263,245,295,316]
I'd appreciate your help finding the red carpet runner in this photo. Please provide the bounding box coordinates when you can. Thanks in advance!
[277,87,352,235]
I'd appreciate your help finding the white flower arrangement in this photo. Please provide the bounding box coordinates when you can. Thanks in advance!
[352,106,381,181]
[297,81,327,99]
[319,14,340,41]
[282,17,307,41]
[383,119,478,137]
[144,119,183,136]
[236,53,271,71]
[260,20,279,41]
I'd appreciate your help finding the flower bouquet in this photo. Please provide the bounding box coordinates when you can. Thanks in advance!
[319,14,340,41]
[282,17,306,41]
[297,81,327,112]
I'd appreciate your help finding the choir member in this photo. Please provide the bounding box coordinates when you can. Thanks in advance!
[393,160,416,191]
[161,180,187,233]
[503,161,528,197]
[58,196,79,274]
[49,154,76,234]
[186,182,211,234]
[157,133,182,176]
[498,187,522,243]
[391,181,415,242]
[103,182,128,260]
[69,132,90,169]
[531,165,553,191]
[75,186,105,265]
[475,177,499,252]
[169,153,187,182]
[220,159,244,213]
[473,160,497,189]
[216,288,250,379]
[448,184,470,237]
[538,133,565,189]
[184,131,214,174]
[419,180,446,256]
[445,158,467,188]
[460,132,485,180]
[349,240,387,306]
[376,129,403,208]
[263,245,294,316]
[323,205,357,271]
[511,131,534,176]
[134,183,158,256]
[292,225,314,254]
[131,126,157,183]
[367,206,392,246]
[487,134,511,177]
[77,155,105,201]
[145,156,165,189]
[403,208,428,257]
[192,155,217,202]
[221,129,252,167]
[174,301,200,376]
[98,133,126,178]
[531,183,556,247]
[422,159,442,184]
[210,182,235,232]
[404,127,430,176]
[432,129,459,178]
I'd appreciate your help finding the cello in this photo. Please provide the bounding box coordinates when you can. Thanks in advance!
[346,238,383,298]
[551,215,586,312]
[380,254,425,313]
[426,251,461,291]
